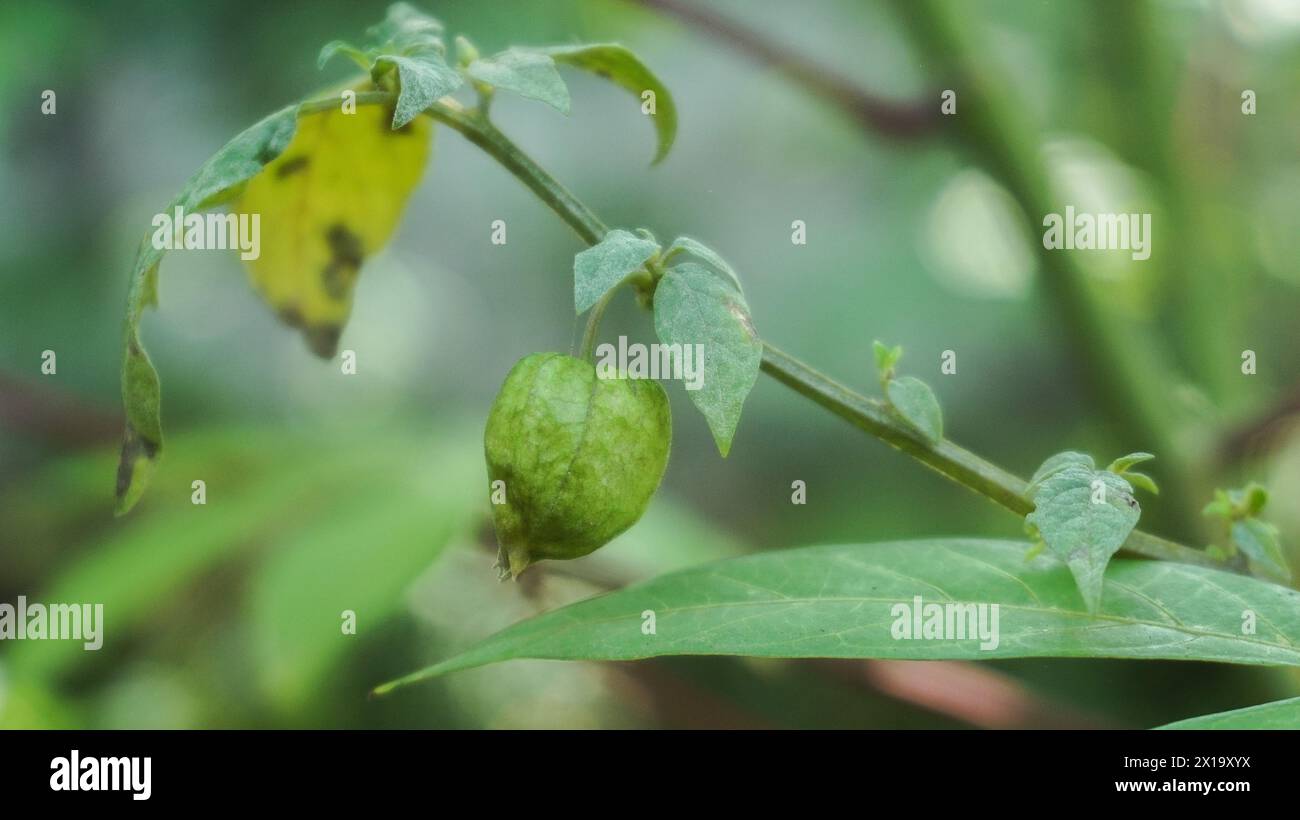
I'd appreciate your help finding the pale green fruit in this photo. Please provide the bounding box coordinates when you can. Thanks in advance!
[484,352,672,577]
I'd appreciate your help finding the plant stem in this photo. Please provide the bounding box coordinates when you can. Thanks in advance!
[297,90,1217,569]
[578,287,617,362]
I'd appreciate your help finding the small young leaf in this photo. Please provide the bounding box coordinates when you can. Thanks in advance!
[233,101,433,357]
[885,376,943,443]
[544,44,677,164]
[662,236,743,293]
[1202,488,1235,521]
[116,104,301,515]
[1122,471,1159,496]
[573,229,660,314]
[373,51,462,129]
[1106,451,1154,474]
[1025,464,1140,613]
[1232,518,1290,581]
[653,263,762,456]
[1243,482,1269,516]
[871,340,902,381]
[467,49,570,113]
[1027,450,1093,492]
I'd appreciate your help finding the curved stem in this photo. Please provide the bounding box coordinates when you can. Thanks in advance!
[578,287,617,362]
[296,91,1217,569]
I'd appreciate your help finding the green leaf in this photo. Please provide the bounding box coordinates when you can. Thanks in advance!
[1232,518,1290,580]
[871,340,902,381]
[662,236,743,293]
[1156,696,1300,730]
[1106,451,1154,474]
[374,51,462,129]
[317,40,370,72]
[545,43,678,164]
[1123,471,1159,496]
[115,104,301,515]
[653,263,762,457]
[1243,483,1269,516]
[468,48,570,113]
[1203,488,1235,521]
[375,539,1300,692]
[1027,451,1093,491]
[1025,462,1140,613]
[885,376,943,443]
[367,2,444,52]
[573,228,659,314]
[250,435,480,709]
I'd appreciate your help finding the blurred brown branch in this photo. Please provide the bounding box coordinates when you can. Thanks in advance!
[1218,386,1300,465]
[630,0,940,139]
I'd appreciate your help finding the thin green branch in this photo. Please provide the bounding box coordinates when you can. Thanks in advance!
[294,90,1217,569]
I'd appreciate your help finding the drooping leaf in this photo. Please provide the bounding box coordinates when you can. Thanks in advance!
[373,51,462,129]
[885,376,942,443]
[573,228,659,314]
[468,48,570,113]
[375,539,1300,692]
[1156,696,1300,730]
[1231,518,1290,580]
[115,104,301,515]
[545,43,677,164]
[232,101,432,358]
[653,262,762,456]
[1026,462,1140,613]
[663,236,743,293]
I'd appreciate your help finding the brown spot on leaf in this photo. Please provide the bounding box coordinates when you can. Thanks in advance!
[321,223,364,301]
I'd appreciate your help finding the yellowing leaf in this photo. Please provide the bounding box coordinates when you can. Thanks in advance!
[232,102,432,357]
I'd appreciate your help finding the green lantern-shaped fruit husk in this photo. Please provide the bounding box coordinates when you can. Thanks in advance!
[484,352,672,578]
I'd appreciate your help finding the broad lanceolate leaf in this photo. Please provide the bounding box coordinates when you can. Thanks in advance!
[573,228,659,313]
[1232,518,1289,581]
[653,262,762,457]
[1026,462,1140,613]
[468,49,570,113]
[375,539,1300,691]
[886,376,942,443]
[374,51,462,129]
[1156,696,1300,730]
[116,104,301,515]
[663,236,743,293]
[232,101,432,358]
[544,44,678,164]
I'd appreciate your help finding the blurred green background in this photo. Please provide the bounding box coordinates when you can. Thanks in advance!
[2,0,1299,728]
